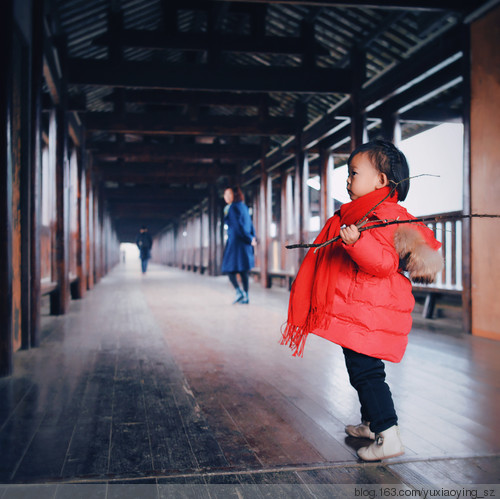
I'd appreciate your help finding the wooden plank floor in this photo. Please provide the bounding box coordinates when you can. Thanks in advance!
[1,261,499,495]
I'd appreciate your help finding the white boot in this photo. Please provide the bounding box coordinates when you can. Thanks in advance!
[345,421,375,440]
[357,425,404,461]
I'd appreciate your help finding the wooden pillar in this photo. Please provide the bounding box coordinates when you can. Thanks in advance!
[350,44,366,150]
[294,149,309,267]
[51,99,70,314]
[19,33,32,350]
[75,141,87,298]
[0,0,14,376]
[279,166,289,272]
[208,186,217,276]
[461,24,472,335]
[8,11,28,356]
[380,113,401,144]
[86,167,94,290]
[30,0,44,348]
[92,181,99,283]
[99,191,105,278]
[199,206,205,274]
[469,7,500,339]
[218,199,224,273]
[94,188,103,283]
[294,101,309,266]
[50,35,70,315]
[319,148,333,227]
[259,139,271,288]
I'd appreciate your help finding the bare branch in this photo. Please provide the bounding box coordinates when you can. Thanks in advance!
[286,214,500,251]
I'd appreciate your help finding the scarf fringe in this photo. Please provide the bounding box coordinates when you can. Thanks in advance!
[280,323,308,357]
[280,308,332,357]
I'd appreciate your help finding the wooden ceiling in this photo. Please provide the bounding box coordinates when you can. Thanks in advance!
[44,0,493,241]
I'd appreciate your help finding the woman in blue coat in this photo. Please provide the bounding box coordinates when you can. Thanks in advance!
[221,186,257,304]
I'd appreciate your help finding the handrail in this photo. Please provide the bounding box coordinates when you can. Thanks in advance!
[266,210,463,293]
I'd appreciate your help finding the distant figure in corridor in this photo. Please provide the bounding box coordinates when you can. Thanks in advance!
[136,226,153,274]
[221,186,257,304]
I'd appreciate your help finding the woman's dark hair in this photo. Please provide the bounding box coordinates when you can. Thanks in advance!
[347,139,410,201]
[228,186,245,203]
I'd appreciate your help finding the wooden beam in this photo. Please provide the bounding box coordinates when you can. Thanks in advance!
[68,113,83,147]
[400,105,462,123]
[316,120,352,152]
[98,173,223,184]
[302,107,350,150]
[104,187,208,201]
[109,201,198,213]
[85,113,296,136]
[43,25,62,106]
[96,161,236,176]
[363,26,462,108]
[42,93,86,112]
[103,89,271,108]
[93,30,330,56]
[114,219,172,241]
[91,143,261,162]
[111,207,188,218]
[212,0,467,11]
[256,28,463,166]
[67,59,353,94]
[369,59,462,116]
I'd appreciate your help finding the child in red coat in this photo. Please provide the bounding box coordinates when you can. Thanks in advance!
[281,139,443,461]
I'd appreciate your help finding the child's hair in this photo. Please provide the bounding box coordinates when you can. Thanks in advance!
[347,139,410,201]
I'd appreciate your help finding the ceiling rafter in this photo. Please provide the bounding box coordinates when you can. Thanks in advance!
[85,112,296,136]
[48,0,491,238]
[67,59,353,94]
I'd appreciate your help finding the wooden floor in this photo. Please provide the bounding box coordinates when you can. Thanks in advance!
[1,260,499,496]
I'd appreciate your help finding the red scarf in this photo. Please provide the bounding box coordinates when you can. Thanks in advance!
[281,187,439,357]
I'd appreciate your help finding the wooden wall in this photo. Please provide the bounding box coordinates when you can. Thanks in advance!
[470,5,500,340]
[0,0,120,376]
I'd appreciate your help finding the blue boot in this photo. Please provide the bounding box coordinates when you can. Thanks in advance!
[240,291,249,304]
[233,288,244,304]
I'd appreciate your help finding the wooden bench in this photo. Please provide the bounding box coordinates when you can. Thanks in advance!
[412,286,462,319]
[42,275,81,314]
[267,270,295,290]
[250,268,295,291]
[41,281,58,297]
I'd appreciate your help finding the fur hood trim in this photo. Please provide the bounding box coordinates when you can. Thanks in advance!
[394,225,444,284]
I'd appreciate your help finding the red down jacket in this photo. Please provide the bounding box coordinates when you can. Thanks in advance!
[312,207,415,363]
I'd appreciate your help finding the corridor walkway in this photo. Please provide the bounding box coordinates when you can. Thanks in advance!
[1,260,499,496]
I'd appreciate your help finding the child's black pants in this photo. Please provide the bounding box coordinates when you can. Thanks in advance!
[342,347,398,434]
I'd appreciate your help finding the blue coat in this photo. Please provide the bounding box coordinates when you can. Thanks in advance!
[221,201,256,273]
[136,232,153,260]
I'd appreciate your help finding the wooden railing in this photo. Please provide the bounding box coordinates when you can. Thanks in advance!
[263,211,464,298]
[414,211,463,293]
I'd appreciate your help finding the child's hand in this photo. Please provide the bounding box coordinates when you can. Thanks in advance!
[340,224,360,245]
